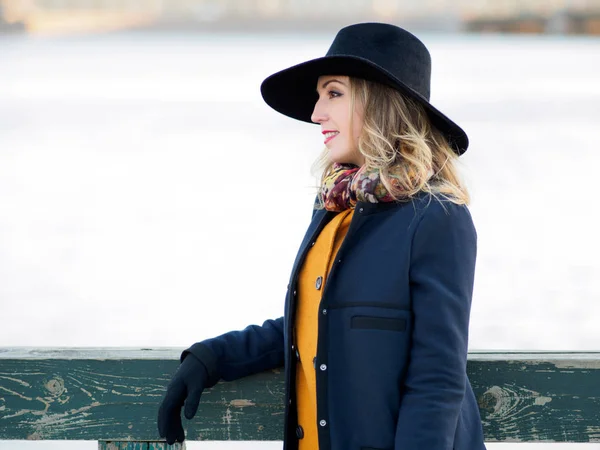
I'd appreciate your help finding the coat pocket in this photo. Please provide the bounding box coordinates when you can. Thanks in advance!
[351,315,407,332]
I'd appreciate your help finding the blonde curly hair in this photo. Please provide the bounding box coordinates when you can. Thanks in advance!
[313,77,470,206]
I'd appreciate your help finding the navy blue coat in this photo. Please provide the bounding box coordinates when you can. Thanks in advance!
[183,193,486,450]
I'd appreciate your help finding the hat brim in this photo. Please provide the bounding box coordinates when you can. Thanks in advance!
[260,55,468,154]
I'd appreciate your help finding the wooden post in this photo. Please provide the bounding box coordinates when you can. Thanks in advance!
[98,442,185,449]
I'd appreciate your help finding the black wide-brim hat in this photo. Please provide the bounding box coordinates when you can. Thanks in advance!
[261,22,469,154]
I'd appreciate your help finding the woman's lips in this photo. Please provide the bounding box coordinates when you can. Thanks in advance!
[324,135,337,145]
[323,131,339,145]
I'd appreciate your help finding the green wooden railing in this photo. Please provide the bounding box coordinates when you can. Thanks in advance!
[1,348,599,448]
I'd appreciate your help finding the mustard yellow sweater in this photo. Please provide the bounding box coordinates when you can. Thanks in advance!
[295,209,354,450]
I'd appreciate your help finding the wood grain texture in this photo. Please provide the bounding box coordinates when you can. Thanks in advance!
[468,353,600,442]
[1,349,599,442]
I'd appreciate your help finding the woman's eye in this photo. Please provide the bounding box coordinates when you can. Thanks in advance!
[328,90,342,99]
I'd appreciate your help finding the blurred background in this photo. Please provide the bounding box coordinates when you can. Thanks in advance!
[1,0,600,449]
[2,0,600,34]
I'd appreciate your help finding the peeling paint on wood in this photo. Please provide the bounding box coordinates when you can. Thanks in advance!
[0,354,284,441]
[1,349,600,442]
[230,399,255,407]
[0,348,182,360]
[469,355,600,442]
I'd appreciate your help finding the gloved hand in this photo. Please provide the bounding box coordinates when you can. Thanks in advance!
[157,353,209,445]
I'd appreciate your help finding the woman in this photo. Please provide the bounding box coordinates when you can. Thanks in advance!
[158,22,486,450]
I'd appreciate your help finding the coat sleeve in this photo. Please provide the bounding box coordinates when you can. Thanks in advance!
[181,317,285,388]
[395,200,477,450]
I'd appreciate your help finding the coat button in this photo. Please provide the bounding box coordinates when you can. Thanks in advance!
[315,276,323,290]
[296,425,304,439]
[311,241,316,247]
[322,309,327,315]
[320,364,327,371]
[319,419,327,427]
[295,348,300,361]
[359,207,364,213]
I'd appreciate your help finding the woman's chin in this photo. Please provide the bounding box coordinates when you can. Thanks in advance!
[328,156,361,167]
[328,150,357,166]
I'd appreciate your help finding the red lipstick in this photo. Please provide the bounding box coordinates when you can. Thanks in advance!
[322,130,339,145]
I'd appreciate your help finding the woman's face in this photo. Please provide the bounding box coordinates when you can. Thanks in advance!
[311,75,365,166]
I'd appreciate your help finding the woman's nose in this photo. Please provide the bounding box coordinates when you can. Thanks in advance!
[311,99,327,124]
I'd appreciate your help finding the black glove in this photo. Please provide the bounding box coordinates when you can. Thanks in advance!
[157,353,209,445]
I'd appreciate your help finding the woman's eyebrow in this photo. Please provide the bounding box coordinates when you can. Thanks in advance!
[317,79,346,92]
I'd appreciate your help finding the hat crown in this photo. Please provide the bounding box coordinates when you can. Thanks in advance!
[325,23,432,100]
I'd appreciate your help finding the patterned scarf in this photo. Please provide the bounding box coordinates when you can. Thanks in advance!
[319,163,417,212]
